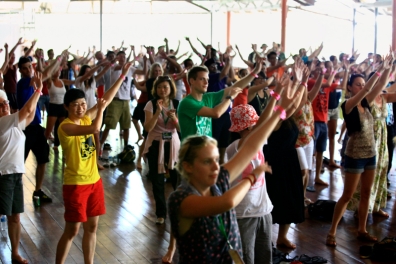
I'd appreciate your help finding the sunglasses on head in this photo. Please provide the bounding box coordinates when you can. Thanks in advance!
[184,135,211,160]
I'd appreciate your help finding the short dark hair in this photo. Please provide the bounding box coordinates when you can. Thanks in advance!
[330,55,337,62]
[187,66,209,85]
[116,50,126,56]
[106,51,115,57]
[183,58,193,68]
[267,52,277,59]
[64,89,86,106]
[152,76,177,99]
[18,57,31,69]
[47,49,53,54]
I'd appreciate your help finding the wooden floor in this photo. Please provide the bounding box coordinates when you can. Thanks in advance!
[1,128,396,264]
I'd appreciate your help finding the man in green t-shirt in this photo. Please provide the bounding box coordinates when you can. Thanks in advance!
[178,59,264,141]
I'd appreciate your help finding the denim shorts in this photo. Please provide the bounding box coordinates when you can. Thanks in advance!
[314,122,328,152]
[344,155,376,174]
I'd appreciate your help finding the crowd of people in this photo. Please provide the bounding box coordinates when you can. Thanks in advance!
[0,36,395,264]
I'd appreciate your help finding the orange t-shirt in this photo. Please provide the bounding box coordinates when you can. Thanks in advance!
[266,67,285,89]
[233,87,249,107]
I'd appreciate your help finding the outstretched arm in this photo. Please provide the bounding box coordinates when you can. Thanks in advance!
[178,77,301,219]
[235,45,254,69]
[19,71,43,125]
[1,43,9,74]
[86,62,133,119]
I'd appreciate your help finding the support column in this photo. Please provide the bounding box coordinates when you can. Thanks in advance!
[281,0,287,52]
[227,11,231,46]
[393,0,396,50]
[100,0,103,51]
[352,8,356,53]
[374,7,378,54]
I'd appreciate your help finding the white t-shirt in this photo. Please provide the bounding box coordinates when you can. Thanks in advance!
[225,139,273,218]
[0,113,27,175]
[110,65,136,100]
[75,77,97,109]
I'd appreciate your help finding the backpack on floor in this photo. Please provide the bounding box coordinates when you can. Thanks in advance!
[117,145,136,164]
[371,237,396,261]
[308,200,336,221]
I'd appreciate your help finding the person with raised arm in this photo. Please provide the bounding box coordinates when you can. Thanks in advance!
[168,74,300,263]
[3,38,23,113]
[74,60,112,169]
[326,53,393,247]
[0,71,43,264]
[17,50,66,204]
[263,60,307,250]
[294,65,322,206]
[55,62,133,264]
[44,65,76,150]
[347,60,396,218]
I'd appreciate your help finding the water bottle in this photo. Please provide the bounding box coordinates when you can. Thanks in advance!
[33,195,40,207]
[1,215,6,231]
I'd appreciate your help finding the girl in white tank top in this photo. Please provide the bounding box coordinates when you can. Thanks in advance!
[44,68,75,146]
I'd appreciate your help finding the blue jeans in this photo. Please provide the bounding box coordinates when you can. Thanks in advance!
[38,95,50,114]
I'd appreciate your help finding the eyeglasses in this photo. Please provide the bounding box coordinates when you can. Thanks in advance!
[0,100,9,107]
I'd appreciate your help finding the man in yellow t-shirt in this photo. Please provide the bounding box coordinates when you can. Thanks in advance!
[55,62,132,264]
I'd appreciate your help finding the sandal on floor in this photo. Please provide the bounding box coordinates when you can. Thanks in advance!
[372,209,390,218]
[357,231,377,242]
[325,234,337,247]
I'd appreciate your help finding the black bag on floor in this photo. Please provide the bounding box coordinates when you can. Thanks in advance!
[371,237,396,261]
[308,199,336,221]
[117,145,136,164]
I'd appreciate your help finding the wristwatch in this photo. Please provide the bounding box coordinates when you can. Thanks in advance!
[225,95,233,101]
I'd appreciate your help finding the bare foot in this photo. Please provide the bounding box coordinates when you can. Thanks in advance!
[97,163,105,170]
[315,179,329,186]
[136,135,144,145]
[162,247,175,263]
[372,209,389,218]
[329,161,341,168]
[276,239,296,249]
[12,254,28,264]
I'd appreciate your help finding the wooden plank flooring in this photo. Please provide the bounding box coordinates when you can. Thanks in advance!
[1,127,396,264]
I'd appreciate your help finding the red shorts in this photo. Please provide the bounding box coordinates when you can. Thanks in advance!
[63,178,106,222]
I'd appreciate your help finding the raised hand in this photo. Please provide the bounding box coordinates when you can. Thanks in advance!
[17,37,23,45]
[185,37,190,41]
[251,44,257,51]
[253,57,263,74]
[156,99,163,113]
[121,62,133,75]
[97,98,107,112]
[130,45,135,51]
[4,43,8,49]
[164,38,168,43]
[292,57,304,82]
[228,87,243,99]
[277,74,300,112]
[32,71,43,91]
[302,66,310,83]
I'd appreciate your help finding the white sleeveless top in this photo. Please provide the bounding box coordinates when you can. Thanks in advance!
[49,80,66,104]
